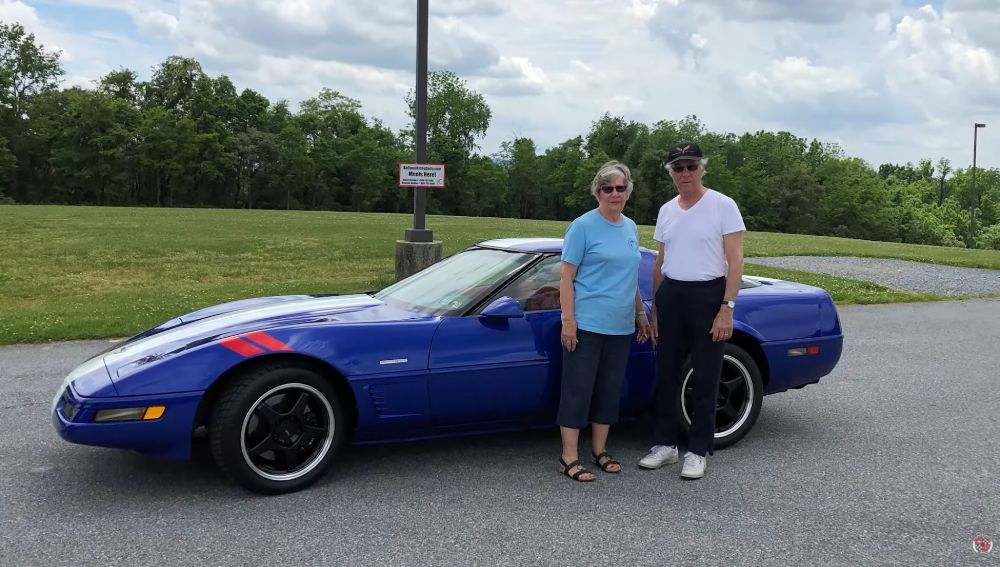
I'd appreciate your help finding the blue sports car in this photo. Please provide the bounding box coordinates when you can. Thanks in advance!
[52,238,843,493]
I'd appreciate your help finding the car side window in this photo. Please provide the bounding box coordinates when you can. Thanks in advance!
[500,256,562,312]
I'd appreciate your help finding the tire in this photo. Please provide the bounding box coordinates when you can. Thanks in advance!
[680,343,763,450]
[209,363,347,494]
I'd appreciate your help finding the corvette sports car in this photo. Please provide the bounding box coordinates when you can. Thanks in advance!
[53,238,843,494]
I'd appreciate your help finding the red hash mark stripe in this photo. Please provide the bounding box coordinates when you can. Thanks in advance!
[244,331,293,352]
[221,337,265,357]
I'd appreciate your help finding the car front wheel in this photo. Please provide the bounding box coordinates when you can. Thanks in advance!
[209,363,346,494]
[680,342,763,450]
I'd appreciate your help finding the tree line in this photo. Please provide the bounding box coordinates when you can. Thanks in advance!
[3,21,999,249]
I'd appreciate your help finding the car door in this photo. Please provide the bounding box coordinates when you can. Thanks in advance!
[427,256,563,429]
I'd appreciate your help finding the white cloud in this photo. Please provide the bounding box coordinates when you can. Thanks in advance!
[260,55,406,93]
[0,0,39,26]
[946,0,1000,12]
[875,12,892,33]
[740,56,866,102]
[133,9,178,38]
[711,0,895,24]
[882,5,1000,110]
[476,56,549,97]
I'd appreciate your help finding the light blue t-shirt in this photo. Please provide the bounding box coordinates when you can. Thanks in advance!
[561,209,641,336]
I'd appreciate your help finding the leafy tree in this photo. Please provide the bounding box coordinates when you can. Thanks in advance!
[978,223,1000,250]
[98,69,142,106]
[1,21,63,202]
[144,56,205,113]
[406,70,490,155]
[503,137,543,218]
[0,135,14,199]
[404,71,491,216]
[463,155,509,217]
[816,158,892,240]
[298,88,369,210]
[935,158,951,206]
[136,107,198,206]
[538,136,586,221]
[47,88,139,205]
[0,22,63,119]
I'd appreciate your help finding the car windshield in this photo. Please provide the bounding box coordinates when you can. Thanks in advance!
[376,247,536,315]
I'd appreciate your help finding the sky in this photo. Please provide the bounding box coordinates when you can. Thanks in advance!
[3,0,999,170]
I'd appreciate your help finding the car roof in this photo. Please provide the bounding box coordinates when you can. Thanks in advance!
[477,238,564,253]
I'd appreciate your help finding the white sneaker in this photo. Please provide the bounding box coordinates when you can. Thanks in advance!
[638,445,679,469]
[680,452,706,479]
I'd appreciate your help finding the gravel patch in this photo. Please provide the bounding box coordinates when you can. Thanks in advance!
[748,256,1000,296]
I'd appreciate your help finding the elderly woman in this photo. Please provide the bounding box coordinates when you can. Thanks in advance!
[557,160,652,482]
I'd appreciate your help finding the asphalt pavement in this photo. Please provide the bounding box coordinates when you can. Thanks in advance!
[1,300,998,566]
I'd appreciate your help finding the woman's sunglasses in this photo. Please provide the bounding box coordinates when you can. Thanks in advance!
[669,163,700,173]
[600,185,627,194]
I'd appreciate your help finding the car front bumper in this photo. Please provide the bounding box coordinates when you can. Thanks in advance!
[52,383,204,460]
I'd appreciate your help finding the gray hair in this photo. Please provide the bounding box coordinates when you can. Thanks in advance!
[589,160,635,199]
[665,157,709,170]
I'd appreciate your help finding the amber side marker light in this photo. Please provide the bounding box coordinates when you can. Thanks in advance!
[143,406,166,420]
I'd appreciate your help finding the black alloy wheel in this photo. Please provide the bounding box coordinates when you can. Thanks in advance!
[210,363,347,494]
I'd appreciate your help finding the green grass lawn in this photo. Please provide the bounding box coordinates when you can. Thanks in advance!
[2,205,997,344]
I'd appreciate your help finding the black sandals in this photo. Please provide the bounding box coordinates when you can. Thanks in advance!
[592,451,622,473]
[559,458,596,482]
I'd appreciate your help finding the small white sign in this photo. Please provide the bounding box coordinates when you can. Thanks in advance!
[399,163,446,188]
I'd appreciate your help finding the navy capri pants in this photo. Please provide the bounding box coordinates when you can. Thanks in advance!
[556,329,631,429]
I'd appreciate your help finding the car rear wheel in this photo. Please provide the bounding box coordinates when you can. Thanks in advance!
[209,363,346,494]
[680,343,763,450]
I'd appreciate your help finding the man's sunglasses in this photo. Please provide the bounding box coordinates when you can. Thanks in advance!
[669,163,700,173]
[600,185,627,194]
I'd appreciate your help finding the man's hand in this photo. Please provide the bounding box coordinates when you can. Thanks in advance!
[710,307,733,342]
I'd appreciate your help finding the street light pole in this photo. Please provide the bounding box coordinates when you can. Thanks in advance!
[969,123,986,248]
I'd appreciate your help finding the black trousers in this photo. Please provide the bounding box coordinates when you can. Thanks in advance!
[651,276,726,456]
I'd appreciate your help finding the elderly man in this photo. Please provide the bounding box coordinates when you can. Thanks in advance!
[638,142,746,480]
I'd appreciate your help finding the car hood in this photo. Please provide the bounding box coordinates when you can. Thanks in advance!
[102,294,429,375]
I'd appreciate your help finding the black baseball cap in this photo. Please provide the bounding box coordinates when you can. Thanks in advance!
[666,142,703,164]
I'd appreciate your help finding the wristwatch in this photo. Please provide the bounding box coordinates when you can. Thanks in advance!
[722,300,736,309]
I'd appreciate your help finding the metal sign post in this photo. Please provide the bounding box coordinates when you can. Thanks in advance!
[405,0,432,244]
[395,0,442,279]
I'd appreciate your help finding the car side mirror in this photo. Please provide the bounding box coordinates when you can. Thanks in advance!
[480,296,525,319]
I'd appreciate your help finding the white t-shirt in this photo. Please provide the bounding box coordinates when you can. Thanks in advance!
[653,189,746,281]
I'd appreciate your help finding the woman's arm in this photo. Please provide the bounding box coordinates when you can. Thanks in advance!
[559,261,579,352]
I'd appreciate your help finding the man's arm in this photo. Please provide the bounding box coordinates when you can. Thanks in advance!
[722,231,744,303]
[711,231,744,342]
